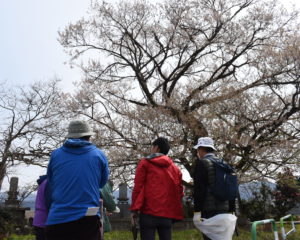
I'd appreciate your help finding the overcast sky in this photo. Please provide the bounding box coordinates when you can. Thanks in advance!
[0,0,299,191]
[0,0,92,91]
[0,0,93,190]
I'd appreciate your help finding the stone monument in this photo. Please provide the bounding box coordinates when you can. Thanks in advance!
[5,177,20,207]
[117,183,130,218]
[3,177,30,233]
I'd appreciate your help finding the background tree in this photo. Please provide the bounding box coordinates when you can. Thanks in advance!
[60,0,300,185]
[272,167,300,218]
[17,183,38,206]
[0,80,64,190]
[239,182,274,221]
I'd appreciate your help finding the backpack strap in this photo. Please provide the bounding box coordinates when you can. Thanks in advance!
[205,156,235,173]
[204,156,223,166]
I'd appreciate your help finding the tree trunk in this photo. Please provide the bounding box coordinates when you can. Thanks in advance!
[0,162,7,191]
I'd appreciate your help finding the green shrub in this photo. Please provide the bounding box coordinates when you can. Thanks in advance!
[240,182,274,221]
[0,207,15,239]
[272,168,300,219]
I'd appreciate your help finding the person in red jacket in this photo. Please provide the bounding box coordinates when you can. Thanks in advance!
[130,137,184,240]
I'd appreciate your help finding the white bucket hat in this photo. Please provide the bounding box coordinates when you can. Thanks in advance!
[193,137,216,151]
[66,120,94,138]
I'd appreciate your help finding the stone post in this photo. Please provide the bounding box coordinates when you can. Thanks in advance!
[5,177,20,207]
[3,176,30,233]
[117,183,130,218]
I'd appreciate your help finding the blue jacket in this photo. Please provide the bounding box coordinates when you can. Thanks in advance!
[46,139,109,225]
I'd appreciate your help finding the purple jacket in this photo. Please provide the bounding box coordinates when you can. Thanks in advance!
[33,179,48,228]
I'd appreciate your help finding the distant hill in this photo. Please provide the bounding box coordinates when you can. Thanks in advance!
[21,194,36,209]
[239,181,276,200]
[0,192,36,209]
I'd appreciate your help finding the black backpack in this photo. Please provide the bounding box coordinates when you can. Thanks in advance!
[206,157,238,201]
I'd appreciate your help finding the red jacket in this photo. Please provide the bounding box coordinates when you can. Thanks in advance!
[130,154,184,220]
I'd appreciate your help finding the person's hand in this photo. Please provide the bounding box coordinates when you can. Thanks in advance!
[106,211,113,216]
[131,211,138,226]
[193,212,202,227]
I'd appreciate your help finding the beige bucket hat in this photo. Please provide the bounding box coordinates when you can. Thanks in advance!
[66,120,94,138]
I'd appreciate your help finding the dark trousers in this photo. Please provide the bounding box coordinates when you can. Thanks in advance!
[140,214,173,240]
[201,211,227,240]
[34,227,46,240]
[45,216,101,240]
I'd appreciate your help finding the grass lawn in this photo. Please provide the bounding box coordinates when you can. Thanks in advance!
[5,225,300,240]
[104,226,300,240]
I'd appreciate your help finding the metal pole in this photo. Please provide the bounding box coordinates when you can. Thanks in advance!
[271,220,279,240]
[251,219,279,240]
[280,214,296,240]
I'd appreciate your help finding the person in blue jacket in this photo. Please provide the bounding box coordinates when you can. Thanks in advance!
[45,120,109,240]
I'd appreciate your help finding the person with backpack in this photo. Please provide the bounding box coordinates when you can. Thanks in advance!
[130,137,184,240]
[192,137,236,240]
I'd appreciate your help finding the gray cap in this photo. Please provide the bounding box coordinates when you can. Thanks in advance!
[66,120,94,138]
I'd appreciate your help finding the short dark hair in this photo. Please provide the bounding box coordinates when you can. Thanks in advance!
[80,136,91,141]
[152,137,170,155]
